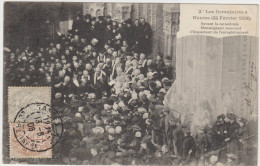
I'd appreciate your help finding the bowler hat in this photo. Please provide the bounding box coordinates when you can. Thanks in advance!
[227,113,236,120]
[98,16,104,21]
[84,14,91,19]
[91,17,96,22]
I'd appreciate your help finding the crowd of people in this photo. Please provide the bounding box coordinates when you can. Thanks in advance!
[4,14,257,165]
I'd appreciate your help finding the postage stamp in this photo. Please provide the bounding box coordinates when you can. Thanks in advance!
[8,87,63,158]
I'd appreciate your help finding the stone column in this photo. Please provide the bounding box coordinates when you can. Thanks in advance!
[162,4,180,59]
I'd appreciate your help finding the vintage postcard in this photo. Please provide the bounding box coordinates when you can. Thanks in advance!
[2,1,259,165]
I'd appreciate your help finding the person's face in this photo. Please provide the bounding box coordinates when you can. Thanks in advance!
[50,42,54,47]
[81,78,87,84]
[125,61,131,68]
[86,18,90,23]
[69,46,73,51]
[74,63,79,68]
[76,16,80,20]
[74,35,79,41]
[87,45,92,50]
[112,22,117,26]
[140,53,145,60]
[117,138,123,145]
[63,65,67,69]
[106,18,111,22]
[30,65,35,70]
[65,50,70,55]
[49,67,54,73]
[121,47,126,52]
[56,63,61,69]
[104,44,109,49]
[118,23,122,28]
[81,38,86,43]
[156,55,161,61]
[135,20,139,25]
[38,52,42,57]
[115,58,120,65]
[132,61,138,67]
[51,63,55,68]
[123,41,127,46]
[91,20,95,25]
[127,23,131,27]
[56,44,61,50]
[72,56,77,61]
[93,52,97,57]
[48,50,53,54]
[21,52,26,57]
[147,60,153,66]
[140,19,145,24]
[116,34,122,39]
[52,48,57,53]
[95,68,101,74]
[126,56,132,61]
[105,59,111,65]
[64,76,70,83]
[86,64,92,70]
[84,47,88,52]
[91,149,97,156]
[83,70,88,76]
[46,76,51,83]
[59,71,65,78]
[134,53,139,59]
[112,51,117,57]
[107,49,112,54]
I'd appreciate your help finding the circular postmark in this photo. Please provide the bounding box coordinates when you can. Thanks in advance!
[13,103,63,152]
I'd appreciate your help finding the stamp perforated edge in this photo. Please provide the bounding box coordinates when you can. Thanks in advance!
[8,86,53,159]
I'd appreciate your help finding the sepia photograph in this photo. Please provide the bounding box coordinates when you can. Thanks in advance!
[2,1,259,165]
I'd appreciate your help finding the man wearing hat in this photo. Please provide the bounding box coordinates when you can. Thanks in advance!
[105,15,112,26]
[83,14,92,44]
[155,54,167,79]
[150,104,165,145]
[140,17,152,54]
[179,127,196,164]
[90,17,98,40]
[225,113,240,162]
[124,19,134,46]
[96,16,106,47]
[133,19,143,49]
[105,23,113,43]
[118,22,126,38]
[72,14,83,35]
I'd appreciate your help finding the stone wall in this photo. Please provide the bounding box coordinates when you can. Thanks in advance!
[164,35,258,131]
